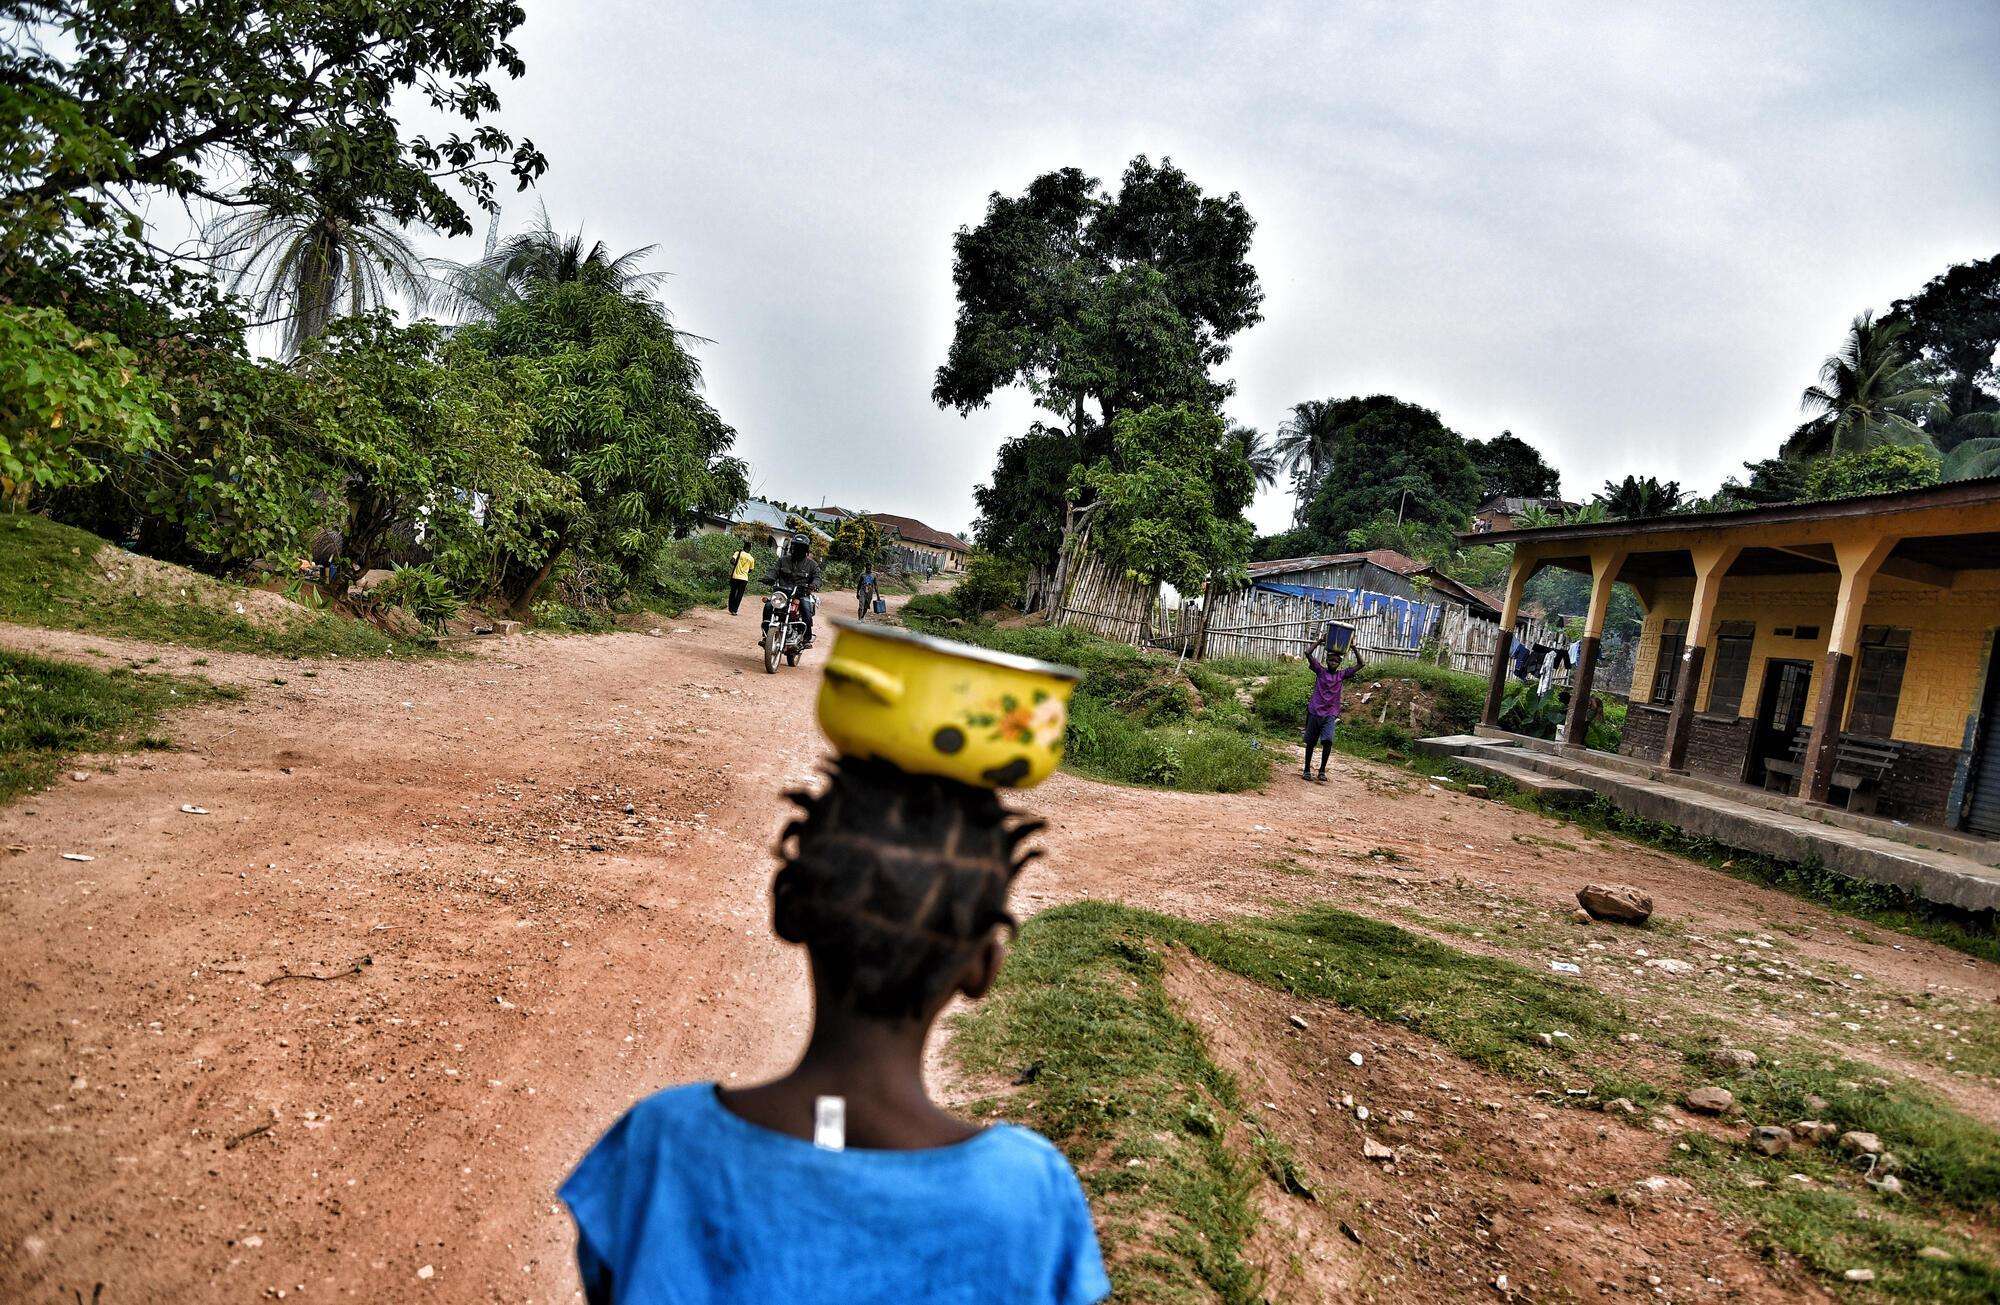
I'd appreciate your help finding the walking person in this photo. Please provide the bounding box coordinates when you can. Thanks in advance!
[1302,628,1364,783]
[856,566,879,619]
[727,543,757,615]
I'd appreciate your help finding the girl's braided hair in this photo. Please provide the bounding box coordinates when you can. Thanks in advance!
[772,757,1046,1020]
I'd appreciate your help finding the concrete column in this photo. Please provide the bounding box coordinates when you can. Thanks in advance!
[1481,555,1536,727]
[1660,543,1740,771]
[1802,535,1897,803]
[1563,549,1628,747]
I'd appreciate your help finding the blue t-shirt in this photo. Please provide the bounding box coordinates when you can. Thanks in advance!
[561,1084,1111,1305]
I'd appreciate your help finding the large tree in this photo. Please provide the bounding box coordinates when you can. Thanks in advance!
[1466,430,1562,499]
[1887,253,2000,450]
[2,0,544,241]
[432,207,672,320]
[935,157,1261,580]
[1784,311,1941,459]
[972,424,1073,567]
[457,280,746,613]
[1299,396,1483,545]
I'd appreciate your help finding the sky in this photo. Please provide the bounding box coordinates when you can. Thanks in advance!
[404,0,2000,538]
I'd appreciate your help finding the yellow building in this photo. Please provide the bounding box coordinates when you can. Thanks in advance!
[1470,480,2000,834]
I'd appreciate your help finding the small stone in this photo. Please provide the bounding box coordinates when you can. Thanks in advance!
[69,771,90,782]
[1577,883,1653,925]
[1712,1048,1759,1071]
[1840,1131,1882,1156]
[1466,784,1489,798]
[1288,1014,1309,1031]
[1683,1087,1734,1115]
[1916,1246,1952,1261]
[1843,1269,1875,1283]
[1603,1097,1641,1116]
[1643,957,1695,975]
[1804,1094,1830,1114]
[1791,1120,1838,1144]
[1572,908,1594,924]
[1748,1126,1791,1156]
[416,1265,435,1281]
[1349,1052,1364,1066]
[1362,1137,1395,1162]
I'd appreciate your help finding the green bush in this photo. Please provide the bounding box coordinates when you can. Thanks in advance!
[631,532,775,615]
[375,563,461,629]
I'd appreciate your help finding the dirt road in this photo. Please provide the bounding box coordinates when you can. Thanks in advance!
[3,602,1996,1301]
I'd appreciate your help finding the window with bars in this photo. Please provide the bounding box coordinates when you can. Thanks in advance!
[1649,619,1688,705]
[1847,626,1910,738]
[1704,620,1757,716]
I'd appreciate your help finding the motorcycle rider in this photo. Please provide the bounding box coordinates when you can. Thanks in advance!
[771,533,822,646]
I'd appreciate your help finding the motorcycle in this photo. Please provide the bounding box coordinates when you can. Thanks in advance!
[760,583,812,673]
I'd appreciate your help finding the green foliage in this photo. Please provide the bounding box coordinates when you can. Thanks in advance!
[939,158,1263,573]
[295,314,573,583]
[828,515,885,569]
[1466,429,1562,499]
[1301,395,1483,544]
[1887,252,2000,450]
[1785,310,1941,459]
[633,532,776,615]
[0,305,163,507]
[374,564,461,630]
[0,512,405,657]
[1078,403,1254,591]
[1596,474,1689,519]
[3,0,546,242]
[458,279,747,610]
[1800,444,1941,500]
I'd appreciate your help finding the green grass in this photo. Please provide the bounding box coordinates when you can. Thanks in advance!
[0,513,410,658]
[955,898,2000,1301]
[0,649,232,803]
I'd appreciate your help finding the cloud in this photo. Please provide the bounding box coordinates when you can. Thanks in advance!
[410,0,2000,536]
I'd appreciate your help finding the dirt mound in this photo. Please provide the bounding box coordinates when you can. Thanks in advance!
[1163,954,1822,1302]
[1348,674,1476,738]
[90,545,313,629]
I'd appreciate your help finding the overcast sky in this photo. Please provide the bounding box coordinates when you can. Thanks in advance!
[412,0,2000,537]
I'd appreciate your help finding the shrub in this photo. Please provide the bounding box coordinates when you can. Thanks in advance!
[375,563,461,629]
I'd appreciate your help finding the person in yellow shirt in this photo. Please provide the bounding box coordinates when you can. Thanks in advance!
[727,544,758,614]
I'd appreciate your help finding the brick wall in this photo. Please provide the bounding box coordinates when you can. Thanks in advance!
[1621,704,1666,760]
[1872,739,1963,826]
[1686,715,1752,781]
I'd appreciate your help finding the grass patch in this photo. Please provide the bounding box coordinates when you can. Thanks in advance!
[0,513,410,658]
[957,898,2000,1300]
[0,650,230,804]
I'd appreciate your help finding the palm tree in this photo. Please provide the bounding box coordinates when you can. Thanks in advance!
[1785,311,1942,458]
[1229,422,1279,489]
[1941,413,2000,480]
[1274,399,1344,522]
[1597,475,1688,519]
[431,204,671,320]
[205,176,430,357]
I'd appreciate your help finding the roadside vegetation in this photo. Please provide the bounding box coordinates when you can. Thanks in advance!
[0,650,232,804]
[953,898,2000,1302]
[0,514,408,658]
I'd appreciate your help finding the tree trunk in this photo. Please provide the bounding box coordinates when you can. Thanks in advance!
[509,530,569,618]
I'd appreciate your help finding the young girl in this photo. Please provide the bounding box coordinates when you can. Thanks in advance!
[561,758,1110,1304]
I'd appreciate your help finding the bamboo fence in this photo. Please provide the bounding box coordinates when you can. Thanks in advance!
[1051,551,1160,644]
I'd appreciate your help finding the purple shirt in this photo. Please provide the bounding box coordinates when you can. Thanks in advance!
[1305,650,1352,718]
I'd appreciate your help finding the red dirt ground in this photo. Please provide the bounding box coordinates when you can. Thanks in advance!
[2,600,1995,1301]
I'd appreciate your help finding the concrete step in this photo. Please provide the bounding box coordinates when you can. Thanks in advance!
[1411,734,1488,760]
[1452,753,1593,808]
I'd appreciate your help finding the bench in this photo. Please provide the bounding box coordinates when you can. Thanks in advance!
[1762,735,1901,814]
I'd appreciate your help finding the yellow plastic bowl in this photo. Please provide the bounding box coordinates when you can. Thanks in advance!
[816,617,1082,788]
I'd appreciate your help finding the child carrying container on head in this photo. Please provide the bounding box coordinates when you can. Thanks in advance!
[560,756,1110,1305]
[1302,623,1364,783]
